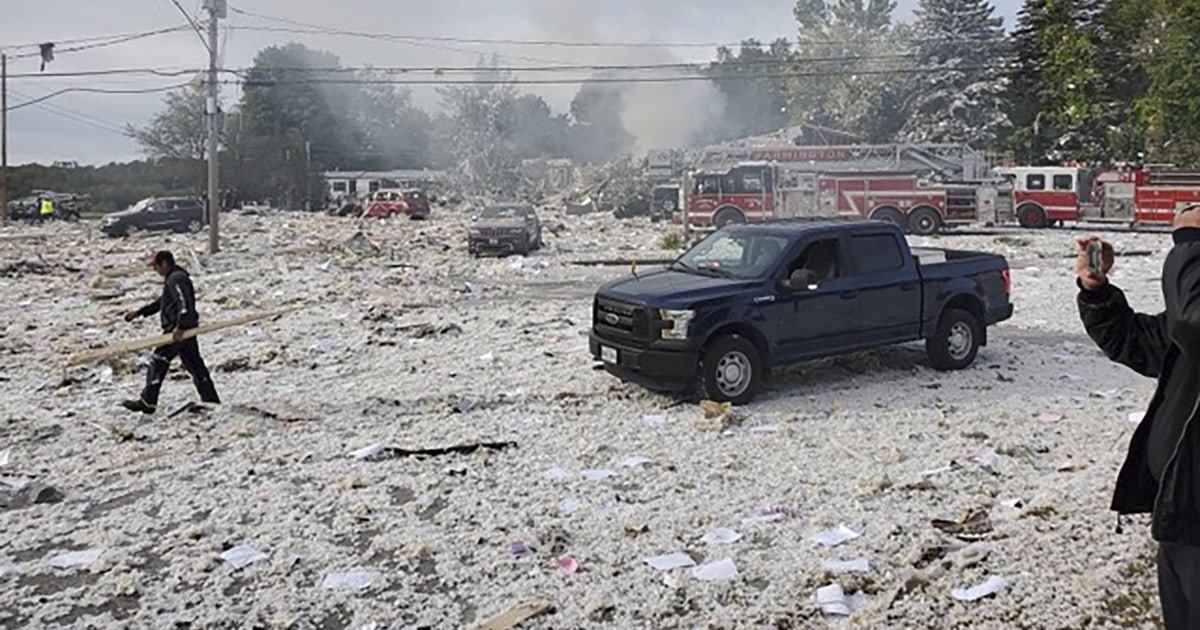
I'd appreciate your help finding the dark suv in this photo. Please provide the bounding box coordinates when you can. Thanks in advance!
[468,204,543,256]
[101,197,206,237]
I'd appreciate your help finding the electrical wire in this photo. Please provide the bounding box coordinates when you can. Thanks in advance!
[4,83,193,112]
[7,89,129,135]
[6,68,203,79]
[6,25,194,59]
[168,0,214,55]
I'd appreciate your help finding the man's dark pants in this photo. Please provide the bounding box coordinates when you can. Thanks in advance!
[1159,542,1200,628]
[140,337,219,407]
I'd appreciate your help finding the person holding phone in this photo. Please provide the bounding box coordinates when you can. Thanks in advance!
[1077,203,1200,628]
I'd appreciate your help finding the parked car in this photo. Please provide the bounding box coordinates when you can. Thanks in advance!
[363,189,431,219]
[100,197,206,237]
[589,219,1013,404]
[468,204,543,256]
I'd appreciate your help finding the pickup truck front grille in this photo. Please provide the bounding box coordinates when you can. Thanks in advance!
[478,228,521,238]
[594,296,651,341]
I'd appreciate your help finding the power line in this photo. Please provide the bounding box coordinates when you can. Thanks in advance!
[9,26,194,60]
[6,68,202,79]
[7,89,128,135]
[4,83,193,112]
[168,0,214,55]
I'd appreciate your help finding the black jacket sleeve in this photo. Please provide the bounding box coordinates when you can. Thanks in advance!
[137,298,161,318]
[165,272,199,330]
[1078,279,1169,378]
[1164,228,1200,357]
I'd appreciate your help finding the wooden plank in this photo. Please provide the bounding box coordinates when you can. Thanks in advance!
[475,601,554,630]
[65,306,302,368]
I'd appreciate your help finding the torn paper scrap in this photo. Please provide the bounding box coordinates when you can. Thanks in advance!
[811,524,862,547]
[815,583,867,616]
[643,552,696,570]
[618,456,652,468]
[1036,411,1064,423]
[972,448,999,468]
[920,463,956,477]
[349,443,383,460]
[0,449,9,468]
[1129,411,1145,424]
[749,425,780,434]
[47,548,103,569]
[821,557,870,573]
[581,468,617,481]
[951,575,1009,601]
[557,498,581,516]
[700,527,742,545]
[692,558,738,582]
[545,466,572,480]
[642,413,666,428]
[220,545,269,570]
[321,570,380,591]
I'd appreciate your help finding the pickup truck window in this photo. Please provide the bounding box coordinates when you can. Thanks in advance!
[786,238,841,281]
[849,233,904,273]
[675,232,788,279]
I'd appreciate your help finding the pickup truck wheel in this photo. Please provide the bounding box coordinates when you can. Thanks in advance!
[698,335,762,405]
[909,207,942,236]
[927,308,982,371]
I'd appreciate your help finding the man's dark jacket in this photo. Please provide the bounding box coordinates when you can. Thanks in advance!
[1079,228,1200,545]
[137,266,200,333]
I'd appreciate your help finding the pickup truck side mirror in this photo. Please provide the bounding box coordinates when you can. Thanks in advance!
[785,268,818,292]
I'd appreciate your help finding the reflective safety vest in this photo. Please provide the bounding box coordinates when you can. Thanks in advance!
[39,199,53,215]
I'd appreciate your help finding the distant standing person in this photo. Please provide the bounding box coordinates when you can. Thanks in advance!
[122,250,220,413]
[38,196,53,223]
[1077,204,1200,629]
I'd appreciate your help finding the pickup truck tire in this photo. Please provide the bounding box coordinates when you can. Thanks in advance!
[926,308,982,371]
[909,207,942,236]
[697,334,762,404]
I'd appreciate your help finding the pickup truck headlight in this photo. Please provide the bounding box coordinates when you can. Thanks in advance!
[659,309,694,340]
[468,228,482,237]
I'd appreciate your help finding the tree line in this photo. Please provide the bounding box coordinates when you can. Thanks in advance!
[9,0,1200,211]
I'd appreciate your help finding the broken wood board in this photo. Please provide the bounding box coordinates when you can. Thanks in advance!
[475,601,554,630]
[65,306,302,367]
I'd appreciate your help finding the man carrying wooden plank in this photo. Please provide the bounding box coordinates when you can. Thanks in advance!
[121,251,220,414]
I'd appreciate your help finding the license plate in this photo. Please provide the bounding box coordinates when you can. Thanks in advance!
[601,346,617,363]
[488,238,498,244]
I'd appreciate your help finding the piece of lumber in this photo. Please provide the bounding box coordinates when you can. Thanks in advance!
[66,306,301,367]
[475,601,554,630]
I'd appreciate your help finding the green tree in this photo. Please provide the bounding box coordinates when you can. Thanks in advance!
[705,38,794,142]
[566,81,633,163]
[901,0,1009,147]
[1134,0,1200,164]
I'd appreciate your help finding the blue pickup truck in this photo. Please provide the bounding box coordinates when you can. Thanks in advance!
[589,219,1013,404]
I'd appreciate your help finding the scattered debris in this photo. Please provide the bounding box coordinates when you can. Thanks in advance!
[321,570,380,591]
[971,448,1000,468]
[811,524,862,547]
[692,558,738,582]
[1129,411,1145,424]
[1,481,65,510]
[618,456,651,468]
[350,443,385,460]
[643,552,696,570]
[581,468,617,481]
[821,557,871,573]
[815,583,867,616]
[354,441,517,460]
[476,601,554,630]
[47,548,103,569]
[557,556,580,574]
[509,541,533,558]
[220,545,269,570]
[0,449,8,468]
[557,498,581,516]
[951,575,1009,602]
[1036,411,1064,423]
[700,527,742,545]
[931,509,994,541]
[642,413,666,428]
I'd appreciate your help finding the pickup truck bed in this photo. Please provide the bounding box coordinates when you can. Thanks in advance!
[589,219,1013,404]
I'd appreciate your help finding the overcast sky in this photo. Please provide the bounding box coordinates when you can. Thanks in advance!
[1,0,1022,165]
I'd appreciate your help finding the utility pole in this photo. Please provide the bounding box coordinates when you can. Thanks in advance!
[2,53,8,227]
[204,0,224,253]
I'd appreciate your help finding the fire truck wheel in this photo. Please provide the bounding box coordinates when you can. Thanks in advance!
[870,207,908,230]
[909,207,942,236]
[1017,204,1047,229]
[713,208,746,228]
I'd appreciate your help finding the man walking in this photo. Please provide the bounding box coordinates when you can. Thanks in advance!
[1077,205,1200,628]
[122,250,219,414]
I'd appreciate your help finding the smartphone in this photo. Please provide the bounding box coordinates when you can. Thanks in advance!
[1086,241,1103,276]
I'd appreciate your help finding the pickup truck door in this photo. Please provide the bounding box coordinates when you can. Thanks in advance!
[844,231,922,344]
[767,235,861,362]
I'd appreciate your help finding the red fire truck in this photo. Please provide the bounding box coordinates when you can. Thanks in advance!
[678,162,997,235]
[995,165,1200,228]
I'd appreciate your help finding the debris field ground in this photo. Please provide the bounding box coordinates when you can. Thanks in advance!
[0,210,1170,628]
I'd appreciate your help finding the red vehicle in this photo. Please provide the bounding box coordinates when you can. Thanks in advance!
[996,165,1200,228]
[364,189,431,220]
[677,163,991,235]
